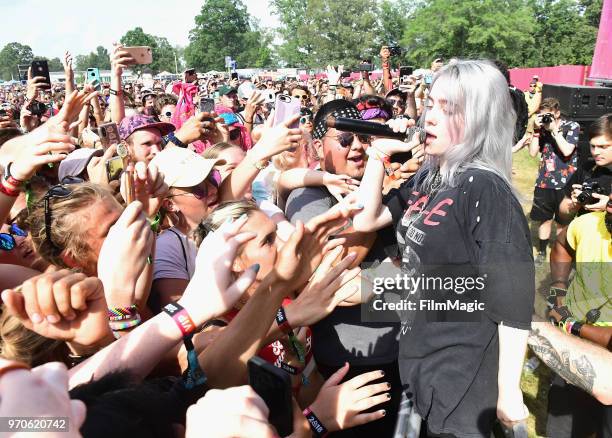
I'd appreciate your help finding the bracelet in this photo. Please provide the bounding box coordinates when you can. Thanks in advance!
[4,162,25,186]
[247,153,269,170]
[163,301,196,336]
[109,317,141,331]
[303,407,328,437]
[275,306,293,334]
[167,132,188,148]
[0,180,20,197]
[109,89,122,96]
[276,306,306,364]
[108,305,139,322]
[570,321,583,337]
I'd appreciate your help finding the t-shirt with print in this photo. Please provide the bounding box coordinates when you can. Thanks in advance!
[565,212,612,325]
[535,120,580,189]
[383,169,535,437]
[285,186,400,367]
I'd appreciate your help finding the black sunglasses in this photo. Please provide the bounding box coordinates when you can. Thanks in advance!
[44,185,73,252]
[326,131,371,148]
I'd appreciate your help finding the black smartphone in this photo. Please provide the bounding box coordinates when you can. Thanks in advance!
[199,98,215,114]
[31,60,51,89]
[340,71,351,78]
[399,66,414,78]
[247,357,293,436]
[231,72,238,80]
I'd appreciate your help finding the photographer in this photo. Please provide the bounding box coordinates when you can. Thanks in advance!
[558,113,612,223]
[529,97,580,265]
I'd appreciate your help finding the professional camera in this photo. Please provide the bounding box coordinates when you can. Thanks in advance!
[388,46,402,57]
[541,113,554,124]
[576,180,605,205]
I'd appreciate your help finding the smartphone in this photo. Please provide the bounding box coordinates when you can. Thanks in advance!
[87,68,102,92]
[199,98,215,114]
[273,94,300,128]
[231,72,238,80]
[31,60,51,89]
[424,74,433,85]
[247,357,293,437]
[97,122,120,149]
[399,66,414,83]
[105,156,124,181]
[357,61,373,72]
[123,46,153,65]
[340,71,351,78]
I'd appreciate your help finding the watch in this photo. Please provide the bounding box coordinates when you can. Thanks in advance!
[167,131,188,148]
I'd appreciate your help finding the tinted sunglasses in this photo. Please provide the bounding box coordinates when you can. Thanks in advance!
[326,131,371,148]
[294,94,309,101]
[167,170,221,200]
[44,185,73,251]
[0,223,28,251]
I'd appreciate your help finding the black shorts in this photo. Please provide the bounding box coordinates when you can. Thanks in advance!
[530,187,570,225]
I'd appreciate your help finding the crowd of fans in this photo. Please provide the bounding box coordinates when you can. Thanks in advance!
[0,41,610,438]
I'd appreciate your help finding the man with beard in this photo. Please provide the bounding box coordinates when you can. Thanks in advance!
[546,192,612,437]
[284,99,402,437]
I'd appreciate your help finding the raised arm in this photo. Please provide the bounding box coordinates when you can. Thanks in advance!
[109,44,134,123]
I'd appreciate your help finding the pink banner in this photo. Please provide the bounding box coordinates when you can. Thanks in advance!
[509,65,592,91]
[590,0,612,80]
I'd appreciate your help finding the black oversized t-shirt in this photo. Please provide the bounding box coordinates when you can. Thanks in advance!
[384,169,535,437]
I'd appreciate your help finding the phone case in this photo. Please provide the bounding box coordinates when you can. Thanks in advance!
[87,68,102,91]
[247,357,293,437]
[105,157,124,181]
[124,46,153,65]
[273,95,300,128]
[98,123,120,149]
[31,60,51,89]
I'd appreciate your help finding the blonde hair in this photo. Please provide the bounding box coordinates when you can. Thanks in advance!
[0,309,67,366]
[27,183,116,269]
[194,200,259,247]
[202,142,240,160]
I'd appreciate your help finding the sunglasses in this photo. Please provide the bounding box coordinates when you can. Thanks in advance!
[168,170,221,200]
[325,131,371,148]
[294,94,309,101]
[387,98,404,107]
[300,115,312,124]
[44,185,73,252]
[0,223,28,251]
[229,129,241,141]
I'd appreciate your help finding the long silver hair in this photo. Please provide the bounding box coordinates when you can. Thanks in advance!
[415,59,516,196]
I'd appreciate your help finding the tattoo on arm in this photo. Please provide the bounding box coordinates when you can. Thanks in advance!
[528,328,596,394]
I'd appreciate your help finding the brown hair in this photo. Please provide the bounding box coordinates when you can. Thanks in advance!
[194,200,259,247]
[155,93,178,114]
[27,183,116,268]
[540,97,561,112]
[588,113,612,141]
[202,142,241,160]
[0,309,68,367]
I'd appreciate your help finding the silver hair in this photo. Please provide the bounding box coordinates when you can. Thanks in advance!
[414,59,517,196]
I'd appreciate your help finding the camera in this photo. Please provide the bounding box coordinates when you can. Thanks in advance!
[29,101,47,117]
[541,113,554,124]
[388,46,402,57]
[576,180,604,205]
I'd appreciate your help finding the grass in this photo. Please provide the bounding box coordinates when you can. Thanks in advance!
[512,149,553,438]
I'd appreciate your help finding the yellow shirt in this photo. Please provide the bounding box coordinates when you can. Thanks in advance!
[566,212,612,325]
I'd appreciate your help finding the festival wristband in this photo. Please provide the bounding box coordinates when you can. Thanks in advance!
[570,321,583,337]
[163,301,196,336]
[275,306,292,334]
[109,89,122,96]
[4,162,25,186]
[166,131,188,148]
[109,317,141,331]
[276,306,306,364]
[108,305,139,322]
[303,407,328,437]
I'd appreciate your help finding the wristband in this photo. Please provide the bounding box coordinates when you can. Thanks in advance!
[109,89,122,96]
[166,131,188,148]
[570,321,583,337]
[275,306,292,334]
[303,407,328,437]
[4,162,25,186]
[108,305,139,322]
[109,317,141,331]
[276,306,306,364]
[163,301,196,336]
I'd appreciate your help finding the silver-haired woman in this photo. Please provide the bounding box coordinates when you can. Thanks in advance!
[353,60,534,437]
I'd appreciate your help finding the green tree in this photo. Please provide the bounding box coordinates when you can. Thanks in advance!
[525,0,600,66]
[0,42,34,80]
[272,0,380,68]
[185,0,272,71]
[75,46,111,71]
[119,27,178,74]
[401,0,536,68]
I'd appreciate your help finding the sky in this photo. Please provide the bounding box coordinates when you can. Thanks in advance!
[0,0,279,59]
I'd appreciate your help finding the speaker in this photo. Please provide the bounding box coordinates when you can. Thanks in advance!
[542,84,612,121]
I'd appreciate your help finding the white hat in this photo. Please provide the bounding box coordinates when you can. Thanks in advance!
[151,147,218,188]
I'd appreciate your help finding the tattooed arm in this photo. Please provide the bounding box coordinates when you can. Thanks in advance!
[529,321,612,405]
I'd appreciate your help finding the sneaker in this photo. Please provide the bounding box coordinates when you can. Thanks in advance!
[535,252,546,267]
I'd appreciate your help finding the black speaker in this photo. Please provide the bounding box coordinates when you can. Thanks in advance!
[542,84,612,121]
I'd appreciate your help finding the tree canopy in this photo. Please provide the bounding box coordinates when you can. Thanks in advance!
[120,27,180,74]
[0,42,34,80]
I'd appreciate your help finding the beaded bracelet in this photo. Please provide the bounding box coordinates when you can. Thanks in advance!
[109,317,141,332]
[108,305,139,322]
